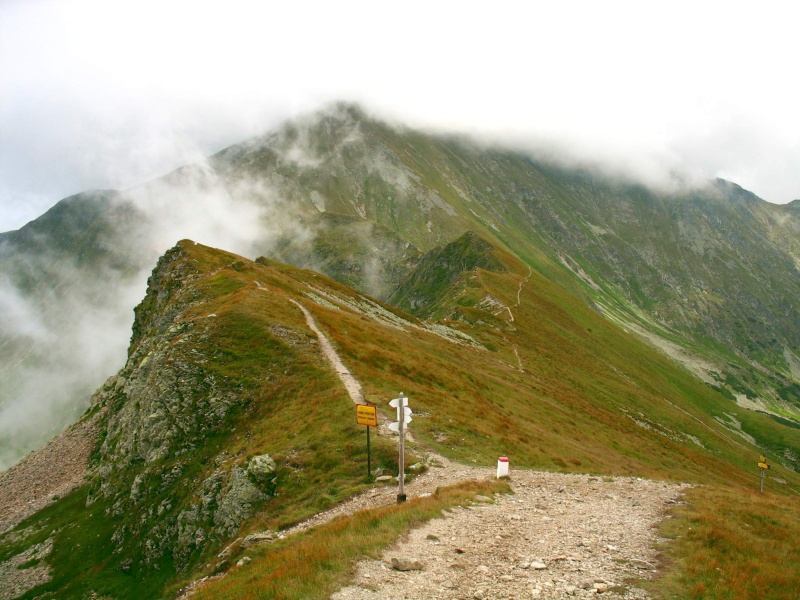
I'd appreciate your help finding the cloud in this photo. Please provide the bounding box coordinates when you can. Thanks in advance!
[0,257,144,469]
[670,121,800,204]
[2,0,800,234]
[0,158,317,468]
[0,279,54,344]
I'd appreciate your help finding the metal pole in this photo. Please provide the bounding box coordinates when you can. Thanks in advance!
[397,392,406,503]
[760,467,764,493]
[366,425,371,481]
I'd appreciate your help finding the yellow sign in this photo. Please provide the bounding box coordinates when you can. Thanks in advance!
[760,455,767,463]
[356,404,378,427]
[758,462,770,470]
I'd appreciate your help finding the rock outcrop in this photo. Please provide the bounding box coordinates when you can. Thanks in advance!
[86,243,277,571]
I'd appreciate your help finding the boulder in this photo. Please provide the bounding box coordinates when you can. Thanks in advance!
[247,454,277,491]
[390,557,424,571]
[241,531,277,548]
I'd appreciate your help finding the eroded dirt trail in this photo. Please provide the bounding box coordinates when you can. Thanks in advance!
[289,298,365,404]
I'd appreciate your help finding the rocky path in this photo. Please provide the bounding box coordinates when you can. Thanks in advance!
[184,454,686,600]
[331,468,687,599]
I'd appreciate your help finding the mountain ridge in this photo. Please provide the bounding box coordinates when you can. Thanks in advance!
[2,236,800,598]
[2,102,799,473]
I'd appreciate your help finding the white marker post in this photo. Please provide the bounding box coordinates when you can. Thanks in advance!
[389,392,410,503]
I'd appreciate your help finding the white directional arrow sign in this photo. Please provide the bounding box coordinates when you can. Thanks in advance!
[397,406,412,424]
[389,396,412,432]
[389,408,412,431]
[390,392,410,503]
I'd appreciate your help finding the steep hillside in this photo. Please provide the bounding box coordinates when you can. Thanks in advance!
[389,231,508,318]
[0,242,398,598]
[270,213,422,299]
[231,106,800,418]
[2,240,798,599]
[1,102,799,472]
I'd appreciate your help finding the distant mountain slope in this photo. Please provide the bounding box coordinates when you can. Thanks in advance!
[1,102,799,471]
[208,103,800,415]
[3,239,798,598]
[0,191,150,467]
[270,212,422,299]
[389,231,508,318]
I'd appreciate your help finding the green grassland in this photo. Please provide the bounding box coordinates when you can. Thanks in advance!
[3,239,799,599]
[654,484,800,599]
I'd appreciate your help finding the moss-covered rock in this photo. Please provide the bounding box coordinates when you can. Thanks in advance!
[247,454,277,491]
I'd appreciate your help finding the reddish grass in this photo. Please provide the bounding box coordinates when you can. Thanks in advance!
[653,485,800,599]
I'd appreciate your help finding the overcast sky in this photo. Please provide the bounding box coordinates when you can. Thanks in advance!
[2,0,798,232]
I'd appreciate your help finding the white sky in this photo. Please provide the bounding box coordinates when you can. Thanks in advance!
[2,0,798,231]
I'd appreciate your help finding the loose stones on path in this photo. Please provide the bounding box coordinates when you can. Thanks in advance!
[332,471,688,600]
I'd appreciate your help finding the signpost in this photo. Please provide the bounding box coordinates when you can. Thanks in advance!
[356,404,378,481]
[356,404,378,427]
[758,453,770,493]
[389,392,411,503]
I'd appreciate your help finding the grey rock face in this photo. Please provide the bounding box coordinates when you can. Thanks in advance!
[214,467,268,537]
[84,244,277,572]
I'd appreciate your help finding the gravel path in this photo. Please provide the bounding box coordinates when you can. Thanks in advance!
[183,456,687,600]
[331,467,688,600]
[280,296,689,599]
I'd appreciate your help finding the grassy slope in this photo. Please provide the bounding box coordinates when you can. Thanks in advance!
[359,250,800,486]
[3,240,799,599]
[655,484,800,599]
[236,109,799,419]
[2,243,402,599]
[208,238,800,599]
